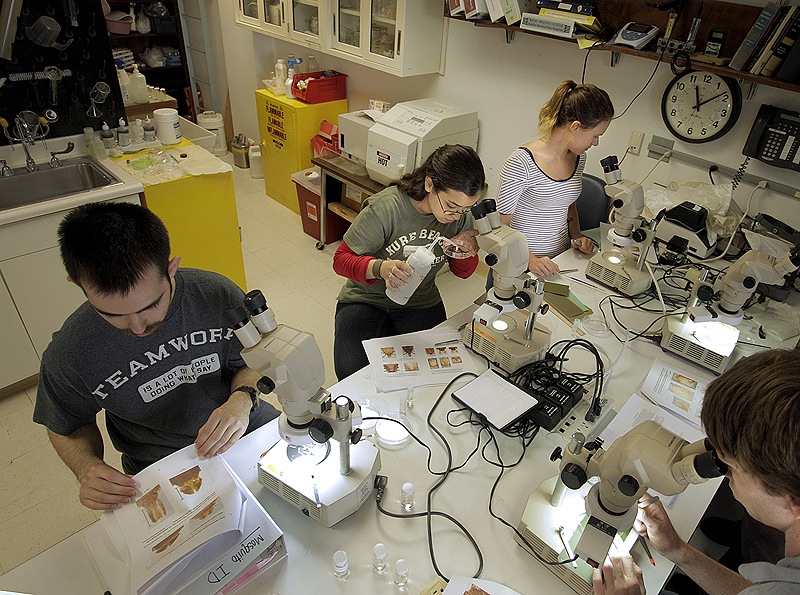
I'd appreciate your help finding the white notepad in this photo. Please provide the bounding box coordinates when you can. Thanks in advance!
[452,369,539,430]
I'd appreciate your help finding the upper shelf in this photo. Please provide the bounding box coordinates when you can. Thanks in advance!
[446,0,800,95]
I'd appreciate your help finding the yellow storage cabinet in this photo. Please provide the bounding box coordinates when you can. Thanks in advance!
[255,90,348,213]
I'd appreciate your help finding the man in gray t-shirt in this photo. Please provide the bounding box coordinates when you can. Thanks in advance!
[33,203,278,511]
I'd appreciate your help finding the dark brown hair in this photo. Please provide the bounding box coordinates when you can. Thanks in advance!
[701,349,800,498]
[538,80,614,139]
[393,144,485,201]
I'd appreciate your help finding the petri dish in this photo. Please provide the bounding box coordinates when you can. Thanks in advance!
[443,239,476,259]
[582,314,610,337]
[375,413,414,450]
[356,398,384,436]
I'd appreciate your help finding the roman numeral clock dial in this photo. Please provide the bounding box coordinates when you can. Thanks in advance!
[661,71,742,143]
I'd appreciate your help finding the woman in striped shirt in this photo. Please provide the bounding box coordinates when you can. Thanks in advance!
[497,80,614,277]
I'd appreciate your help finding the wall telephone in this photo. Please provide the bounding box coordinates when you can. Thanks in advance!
[743,104,800,172]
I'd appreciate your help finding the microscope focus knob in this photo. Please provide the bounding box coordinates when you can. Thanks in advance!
[561,463,588,490]
[513,291,531,309]
[540,303,549,315]
[631,228,647,243]
[350,428,362,444]
[697,284,716,302]
[612,198,624,209]
[308,418,334,443]
[617,474,640,497]
[743,276,756,290]
[485,253,498,267]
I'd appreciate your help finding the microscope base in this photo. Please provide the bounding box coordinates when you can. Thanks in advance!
[258,439,381,527]
[660,316,739,375]
[461,308,551,373]
[585,250,652,296]
[516,476,594,595]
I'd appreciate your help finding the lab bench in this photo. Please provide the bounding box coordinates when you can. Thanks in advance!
[311,153,385,249]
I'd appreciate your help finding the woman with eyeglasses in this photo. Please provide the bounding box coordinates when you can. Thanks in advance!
[332,144,485,380]
[494,80,614,279]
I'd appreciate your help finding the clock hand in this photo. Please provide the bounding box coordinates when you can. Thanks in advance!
[694,85,701,111]
[697,92,728,109]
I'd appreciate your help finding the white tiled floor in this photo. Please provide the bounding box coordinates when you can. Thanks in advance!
[0,157,487,577]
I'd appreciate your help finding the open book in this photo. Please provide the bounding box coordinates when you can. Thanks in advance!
[85,445,285,595]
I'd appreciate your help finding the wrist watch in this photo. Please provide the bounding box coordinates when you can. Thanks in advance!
[234,386,259,412]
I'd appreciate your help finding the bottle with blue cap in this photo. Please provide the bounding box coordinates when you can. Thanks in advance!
[285,56,303,98]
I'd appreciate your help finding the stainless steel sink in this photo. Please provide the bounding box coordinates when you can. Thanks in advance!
[0,156,123,211]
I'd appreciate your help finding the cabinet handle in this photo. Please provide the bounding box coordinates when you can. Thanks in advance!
[396,29,401,56]
[333,14,336,35]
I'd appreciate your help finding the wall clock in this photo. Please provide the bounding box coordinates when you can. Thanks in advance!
[661,71,742,143]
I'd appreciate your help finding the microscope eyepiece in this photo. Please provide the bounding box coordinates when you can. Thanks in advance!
[693,449,727,479]
[600,155,619,173]
[224,305,251,329]
[244,289,269,315]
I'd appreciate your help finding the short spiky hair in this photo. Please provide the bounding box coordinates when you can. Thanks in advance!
[58,202,171,295]
[701,348,800,499]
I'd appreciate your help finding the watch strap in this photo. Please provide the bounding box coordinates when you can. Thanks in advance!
[234,386,259,412]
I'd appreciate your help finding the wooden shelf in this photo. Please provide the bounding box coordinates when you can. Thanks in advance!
[328,201,358,223]
[446,0,800,95]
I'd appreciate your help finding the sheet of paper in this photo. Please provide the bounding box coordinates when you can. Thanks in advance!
[442,575,522,595]
[600,394,705,448]
[363,326,480,392]
[451,369,538,430]
[640,359,708,428]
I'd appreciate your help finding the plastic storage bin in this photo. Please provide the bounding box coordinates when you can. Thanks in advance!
[292,167,349,244]
[291,71,347,104]
[179,116,215,152]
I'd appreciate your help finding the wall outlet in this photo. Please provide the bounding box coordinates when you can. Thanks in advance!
[420,576,448,595]
[628,130,644,155]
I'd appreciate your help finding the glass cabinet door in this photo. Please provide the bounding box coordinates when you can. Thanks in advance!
[262,0,283,27]
[241,0,259,19]
[289,0,321,42]
[333,0,361,53]
[368,0,397,63]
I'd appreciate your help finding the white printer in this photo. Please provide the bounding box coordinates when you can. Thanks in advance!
[338,98,479,185]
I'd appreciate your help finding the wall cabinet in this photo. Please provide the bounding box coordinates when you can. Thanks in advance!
[236,0,445,76]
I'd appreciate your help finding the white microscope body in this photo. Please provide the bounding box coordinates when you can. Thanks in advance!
[225,290,381,527]
[551,420,724,567]
[585,155,657,296]
[461,199,551,372]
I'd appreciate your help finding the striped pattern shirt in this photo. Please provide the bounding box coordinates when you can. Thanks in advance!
[496,148,586,258]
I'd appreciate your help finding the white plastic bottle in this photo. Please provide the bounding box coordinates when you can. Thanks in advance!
[386,246,436,305]
[100,122,116,149]
[131,118,144,144]
[129,65,149,104]
[274,59,287,95]
[284,64,296,98]
[143,116,156,142]
[116,67,130,103]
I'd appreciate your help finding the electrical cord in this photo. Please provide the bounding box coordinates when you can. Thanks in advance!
[699,180,767,264]
[639,149,673,185]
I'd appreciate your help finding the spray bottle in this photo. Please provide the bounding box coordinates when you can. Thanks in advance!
[285,57,303,98]
[386,245,436,305]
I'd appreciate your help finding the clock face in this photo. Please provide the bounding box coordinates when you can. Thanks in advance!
[661,72,742,143]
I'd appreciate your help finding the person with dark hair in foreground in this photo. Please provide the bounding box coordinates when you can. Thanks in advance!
[333,144,485,380]
[34,202,279,510]
[594,349,800,594]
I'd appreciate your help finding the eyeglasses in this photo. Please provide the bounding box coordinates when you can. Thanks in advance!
[435,190,474,216]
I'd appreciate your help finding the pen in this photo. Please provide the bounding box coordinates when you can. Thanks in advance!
[557,269,578,274]
[687,1,703,45]
[638,495,660,509]
[639,536,656,566]
[217,553,277,595]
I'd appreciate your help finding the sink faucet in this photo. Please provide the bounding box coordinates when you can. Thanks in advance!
[49,142,75,168]
[0,111,51,172]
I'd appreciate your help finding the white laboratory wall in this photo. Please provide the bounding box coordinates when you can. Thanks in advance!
[217,2,800,230]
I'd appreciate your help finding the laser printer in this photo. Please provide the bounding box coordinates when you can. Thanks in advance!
[338,98,479,185]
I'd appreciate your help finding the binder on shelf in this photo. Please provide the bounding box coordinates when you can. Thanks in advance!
[762,9,800,78]
[464,0,490,19]
[729,2,781,71]
[448,0,465,16]
[776,33,800,82]
[748,5,795,75]
[520,11,580,38]
[485,0,506,22]
[537,7,600,31]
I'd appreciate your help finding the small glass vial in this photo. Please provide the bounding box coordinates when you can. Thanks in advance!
[333,549,349,580]
[401,482,414,511]
[393,558,409,588]
[372,542,387,573]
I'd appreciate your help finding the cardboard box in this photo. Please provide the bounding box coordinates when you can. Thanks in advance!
[341,183,370,212]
